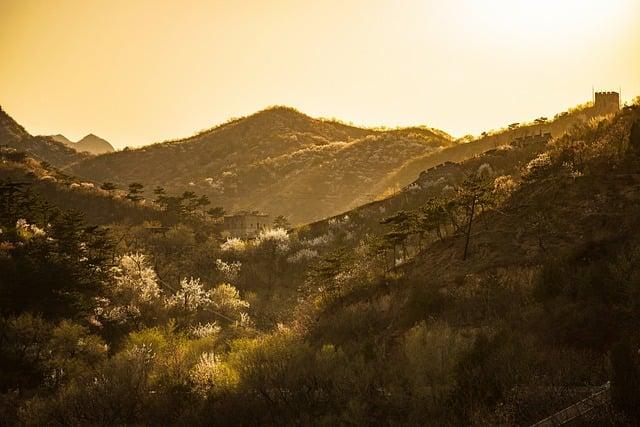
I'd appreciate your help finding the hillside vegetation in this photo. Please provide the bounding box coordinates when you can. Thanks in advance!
[0,147,181,226]
[66,103,609,225]
[2,99,640,425]
[0,107,86,168]
[67,106,455,224]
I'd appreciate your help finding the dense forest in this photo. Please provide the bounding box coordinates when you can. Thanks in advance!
[1,99,640,425]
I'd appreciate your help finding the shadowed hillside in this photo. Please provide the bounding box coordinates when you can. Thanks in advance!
[280,101,640,425]
[0,147,173,226]
[2,99,639,426]
[0,106,86,167]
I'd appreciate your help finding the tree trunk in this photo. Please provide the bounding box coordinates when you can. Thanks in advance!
[463,197,476,260]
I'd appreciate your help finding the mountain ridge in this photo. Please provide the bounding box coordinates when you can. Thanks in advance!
[67,105,455,223]
[0,106,87,167]
[49,132,115,155]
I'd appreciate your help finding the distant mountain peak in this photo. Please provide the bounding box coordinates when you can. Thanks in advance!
[76,134,115,155]
[46,133,115,155]
[0,108,83,167]
[49,134,73,145]
[78,133,106,143]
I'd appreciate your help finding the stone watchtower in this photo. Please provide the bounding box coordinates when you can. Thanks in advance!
[593,91,620,115]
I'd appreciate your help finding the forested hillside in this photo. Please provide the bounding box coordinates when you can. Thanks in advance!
[0,148,174,226]
[2,99,639,425]
[65,103,611,225]
[66,106,455,223]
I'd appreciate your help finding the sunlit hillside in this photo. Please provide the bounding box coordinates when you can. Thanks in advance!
[65,106,454,224]
[2,0,640,424]
[2,98,638,425]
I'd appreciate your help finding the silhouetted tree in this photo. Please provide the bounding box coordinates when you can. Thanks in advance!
[534,117,548,135]
[100,182,118,194]
[126,183,144,203]
[381,211,418,262]
[457,174,494,260]
[153,186,166,197]
[419,198,448,242]
[180,191,198,213]
[0,181,113,320]
[196,194,210,211]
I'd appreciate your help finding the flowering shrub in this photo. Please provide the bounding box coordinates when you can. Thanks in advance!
[493,175,518,203]
[255,227,290,252]
[99,253,163,324]
[167,279,250,324]
[209,283,250,319]
[523,152,552,180]
[189,322,222,338]
[287,248,319,264]
[167,277,211,312]
[190,352,239,397]
[111,253,162,303]
[220,237,246,252]
[300,232,333,248]
[16,218,46,240]
[215,259,242,281]
[477,163,494,178]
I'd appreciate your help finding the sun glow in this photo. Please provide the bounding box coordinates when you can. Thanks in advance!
[0,0,638,147]
[463,0,629,47]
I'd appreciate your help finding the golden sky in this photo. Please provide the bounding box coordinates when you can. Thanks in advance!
[1,0,639,148]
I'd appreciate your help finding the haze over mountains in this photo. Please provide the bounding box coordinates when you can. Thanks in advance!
[2,93,640,425]
[67,106,456,223]
[0,106,86,167]
[49,133,115,155]
[1,98,620,225]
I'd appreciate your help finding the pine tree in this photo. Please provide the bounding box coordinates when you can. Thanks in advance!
[126,183,145,203]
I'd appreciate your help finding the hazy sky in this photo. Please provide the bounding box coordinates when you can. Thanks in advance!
[1,0,639,148]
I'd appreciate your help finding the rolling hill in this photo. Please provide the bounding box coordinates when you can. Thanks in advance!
[66,106,455,224]
[66,100,614,225]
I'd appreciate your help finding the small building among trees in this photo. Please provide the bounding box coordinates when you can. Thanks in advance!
[222,211,271,238]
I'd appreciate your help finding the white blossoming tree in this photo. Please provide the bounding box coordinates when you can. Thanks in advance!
[168,277,211,313]
[215,259,242,282]
[98,253,163,326]
[255,227,290,253]
[220,237,246,253]
[167,278,251,327]
[208,283,250,320]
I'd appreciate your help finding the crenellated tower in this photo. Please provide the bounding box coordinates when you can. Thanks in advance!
[593,91,620,115]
